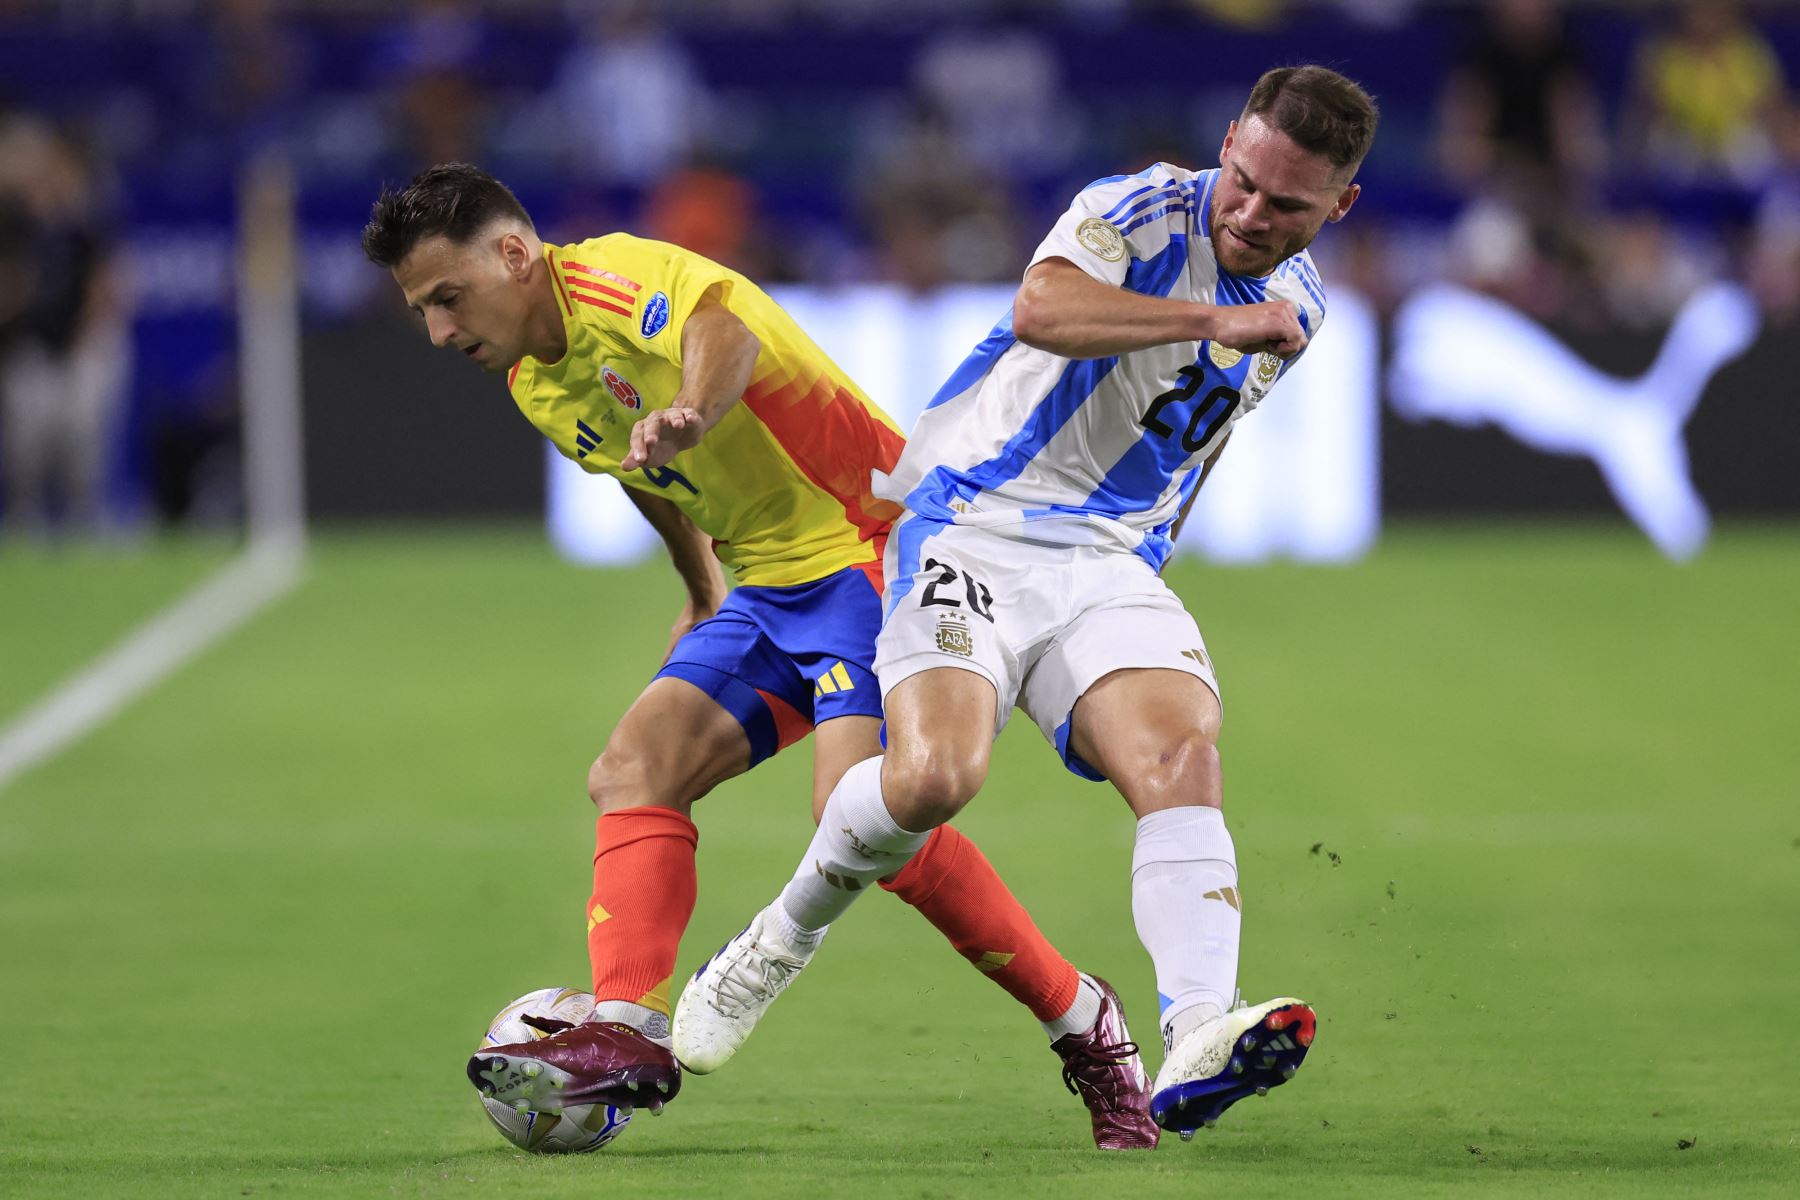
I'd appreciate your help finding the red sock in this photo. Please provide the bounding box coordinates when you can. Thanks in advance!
[880,824,1080,1021]
[588,807,699,1017]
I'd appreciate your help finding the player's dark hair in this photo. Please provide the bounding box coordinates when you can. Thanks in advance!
[361,162,534,268]
[1241,66,1379,174]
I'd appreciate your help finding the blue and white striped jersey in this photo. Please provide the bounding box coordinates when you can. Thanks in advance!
[876,162,1328,569]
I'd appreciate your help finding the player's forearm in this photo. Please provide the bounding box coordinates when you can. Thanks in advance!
[626,489,728,608]
[673,296,761,433]
[666,524,728,608]
[1013,262,1217,359]
[673,553,729,614]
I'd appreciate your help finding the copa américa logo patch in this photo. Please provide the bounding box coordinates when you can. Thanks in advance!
[1075,217,1125,262]
[640,292,671,338]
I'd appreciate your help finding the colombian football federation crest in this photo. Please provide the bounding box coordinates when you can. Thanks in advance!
[1076,217,1125,262]
[601,367,642,410]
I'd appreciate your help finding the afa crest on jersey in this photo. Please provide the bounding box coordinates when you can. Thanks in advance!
[601,366,642,410]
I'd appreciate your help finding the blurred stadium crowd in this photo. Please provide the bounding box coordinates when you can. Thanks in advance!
[0,0,1797,536]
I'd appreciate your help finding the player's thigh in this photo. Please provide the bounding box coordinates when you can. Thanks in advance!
[1068,667,1223,817]
[590,676,753,814]
[594,600,816,812]
[876,520,1054,826]
[718,564,889,821]
[1019,564,1224,812]
[879,666,1001,828]
[810,715,884,821]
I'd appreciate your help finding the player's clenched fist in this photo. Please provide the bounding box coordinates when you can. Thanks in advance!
[622,406,705,471]
[1208,300,1307,358]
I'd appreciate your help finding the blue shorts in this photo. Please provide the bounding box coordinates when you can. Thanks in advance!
[654,562,885,767]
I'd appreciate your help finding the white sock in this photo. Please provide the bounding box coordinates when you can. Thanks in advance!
[777,756,929,934]
[590,999,671,1047]
[1131,805,1240,1048]
[1041,972,1104,1042]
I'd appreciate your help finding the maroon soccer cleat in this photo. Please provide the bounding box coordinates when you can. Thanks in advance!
[1050,975,1160,1150]
[468,1020,682,1115]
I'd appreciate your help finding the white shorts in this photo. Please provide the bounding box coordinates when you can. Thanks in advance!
[874,516,1221,780]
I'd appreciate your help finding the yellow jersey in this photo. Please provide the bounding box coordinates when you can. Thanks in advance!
[1645,31,1782,155]
[509,235,905,587]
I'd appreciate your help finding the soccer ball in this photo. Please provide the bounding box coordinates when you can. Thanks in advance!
[477,987,633,1154]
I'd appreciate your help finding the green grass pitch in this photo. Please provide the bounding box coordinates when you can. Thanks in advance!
[2,525,1796,1197]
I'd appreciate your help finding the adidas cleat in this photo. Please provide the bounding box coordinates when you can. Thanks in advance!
[1150,997,1315,1136]
[468,1020,681,1114]
[672,904,818,1074]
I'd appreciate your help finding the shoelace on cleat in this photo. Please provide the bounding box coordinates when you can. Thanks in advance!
[707,941,805,1017]
[1058,1038,1141,1111]
[521,1014,577,1037]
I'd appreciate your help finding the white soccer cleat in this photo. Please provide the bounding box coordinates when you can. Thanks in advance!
[672,904,819,1074]
[1150,997,1316,1138]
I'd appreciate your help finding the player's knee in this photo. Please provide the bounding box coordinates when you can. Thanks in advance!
[1123,729,1222,809]
[587,743,650,812]
[881,751,986,830]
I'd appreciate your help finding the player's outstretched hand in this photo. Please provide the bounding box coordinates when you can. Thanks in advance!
[622,406,706,471]
[1211,300,1307,358]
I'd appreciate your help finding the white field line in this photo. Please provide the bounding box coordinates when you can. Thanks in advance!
[0,541,304,792]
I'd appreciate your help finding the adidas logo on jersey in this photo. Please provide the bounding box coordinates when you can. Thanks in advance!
[574,418,604,459]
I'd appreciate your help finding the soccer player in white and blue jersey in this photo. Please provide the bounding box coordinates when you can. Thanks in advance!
[675,66,1378,1142]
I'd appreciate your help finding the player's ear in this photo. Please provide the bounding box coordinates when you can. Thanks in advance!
[499,229,534,280]
[1326,181,1361,224]
[1219,119,1238,166]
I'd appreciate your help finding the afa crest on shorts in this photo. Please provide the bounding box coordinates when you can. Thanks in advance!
[934,614,974,657]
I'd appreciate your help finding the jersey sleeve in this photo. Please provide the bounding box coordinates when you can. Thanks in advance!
[1261,260,1328,385]
[559,235,738,368]
[1028,167,1188,290]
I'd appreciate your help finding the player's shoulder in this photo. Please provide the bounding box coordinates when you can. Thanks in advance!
[1072,161,1203,213]
[1274,248,1328,329]
[546,235,655,334]
[555,232,660,281]
[562,233,741,308]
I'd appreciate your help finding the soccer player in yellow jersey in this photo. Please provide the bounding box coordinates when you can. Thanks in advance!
[361,164,1159,1150]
